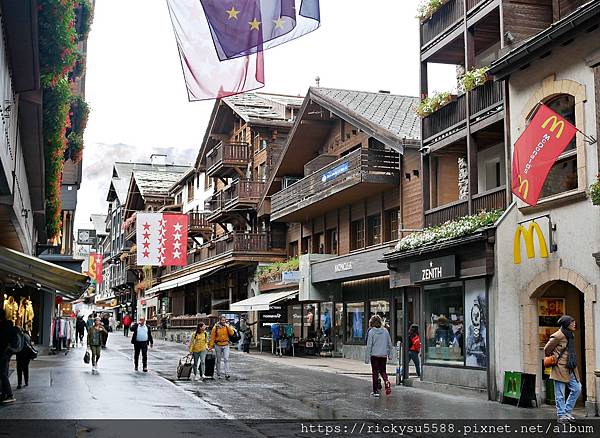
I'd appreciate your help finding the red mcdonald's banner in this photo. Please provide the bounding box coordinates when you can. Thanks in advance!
[511,104,577,206]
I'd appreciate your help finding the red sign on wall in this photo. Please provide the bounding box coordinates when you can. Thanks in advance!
[89,253,103,285]
[511,104,577,206]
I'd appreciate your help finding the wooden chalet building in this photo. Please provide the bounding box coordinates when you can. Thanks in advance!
[143,93,303,332]
[258,87,421,360]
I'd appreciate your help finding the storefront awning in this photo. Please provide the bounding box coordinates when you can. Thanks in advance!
[230,290,298,312]
[0,246,89,300]
[144,266,220,297]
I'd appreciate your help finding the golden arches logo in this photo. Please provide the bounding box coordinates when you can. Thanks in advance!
[513,222,549,264]
[517,175,529,200]
[542,115,565,139]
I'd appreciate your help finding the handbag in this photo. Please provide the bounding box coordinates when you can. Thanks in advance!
[83,350,90,364]
[543,344,566,368]
[27,343,38,360]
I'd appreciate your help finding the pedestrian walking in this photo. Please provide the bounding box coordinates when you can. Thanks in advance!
[123,314,132,337]
[365,315,393,397]
[209,315,234,379]
[101,314,110,348]
[130,317,153,372]
[15,346,31,389]
[86,314,94,332]
[0,311,16,404]
[189,323,209,380]
[407,324,422,378]
[75,315,86,347]
[109,315,116,333]
[87,317,107,374]
[544,315,581,424]
[238,314,257,352]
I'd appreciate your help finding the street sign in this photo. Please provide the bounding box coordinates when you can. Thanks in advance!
[77,229,96,245]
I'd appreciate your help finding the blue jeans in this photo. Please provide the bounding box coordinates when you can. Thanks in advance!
[554,373,581,417]
[192,351,207,376]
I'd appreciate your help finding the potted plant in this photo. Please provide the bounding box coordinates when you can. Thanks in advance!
[417,0,447,21]
[590,174,600,205]
[415,91,453,117]
[459,66,490,92]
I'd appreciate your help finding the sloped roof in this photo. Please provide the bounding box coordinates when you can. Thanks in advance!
[133,167,193,198]
[311,88,420,141]
[222,92,304,121]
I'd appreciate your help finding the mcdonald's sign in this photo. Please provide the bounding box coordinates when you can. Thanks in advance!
[511,104,577,206]
[513,222,549,264]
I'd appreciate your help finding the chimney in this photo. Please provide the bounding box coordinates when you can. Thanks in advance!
[150,154,167,166]
[315,76,320,87]
[378,90,390,94]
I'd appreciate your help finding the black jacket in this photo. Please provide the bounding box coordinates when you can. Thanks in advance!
[130,323,153,345]
[0,319,15,354]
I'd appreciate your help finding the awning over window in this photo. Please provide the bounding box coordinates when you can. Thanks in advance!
[144,266,220,298]
[230,290,298,312]
[0,246,89,300]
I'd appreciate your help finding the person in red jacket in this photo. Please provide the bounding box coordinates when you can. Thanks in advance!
[122,314,132,337]
[408,324,421,378]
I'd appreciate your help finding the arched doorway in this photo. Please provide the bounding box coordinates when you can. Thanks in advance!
[521,262,597,413]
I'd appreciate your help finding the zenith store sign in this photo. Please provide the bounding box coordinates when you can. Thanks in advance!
[410,255,456,283]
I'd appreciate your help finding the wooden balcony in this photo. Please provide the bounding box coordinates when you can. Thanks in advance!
[188,212,211,237]
[421,0,464,49]
[206,179,265,222]
[423,80,503,145]
[124,219,136,241]
[424,185,506,227]
[271,148,400,222]
[189,232,286,264]
[205,142,249,178]
[125,253,138,270]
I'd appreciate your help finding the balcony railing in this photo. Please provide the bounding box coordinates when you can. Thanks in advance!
[466,0,486,12]
[188,212,211,236]
[423,81,503,143]
[424,185,506,227]
[421,0,464,48]
[126,253,138,269]
[205,142,249,177]
[271,148,399,218]
[188,232,281,263]
[207,179,265,220]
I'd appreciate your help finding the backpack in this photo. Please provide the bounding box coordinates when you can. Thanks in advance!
[229,328,241,344]
[7,327,25,354]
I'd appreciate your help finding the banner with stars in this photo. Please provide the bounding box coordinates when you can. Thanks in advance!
[136,213,189,267]
[200,0,321,61]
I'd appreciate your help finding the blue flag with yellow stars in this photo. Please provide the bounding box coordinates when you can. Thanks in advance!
[200,0,320,61]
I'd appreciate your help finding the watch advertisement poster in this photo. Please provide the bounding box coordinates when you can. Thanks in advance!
[465,279,487,368]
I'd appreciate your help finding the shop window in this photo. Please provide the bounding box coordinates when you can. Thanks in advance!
[325,228,338,255]
[540,94,578,198]
[313,232,324,254]
[288,304,302,338]
[319,302,333,338]
[369,300,390,331]
[367,214,381,246]
[383,208,399,243]
[289,240,298,258]
[302,304,318,339]
[346,302,365,342]
[301,236,312,254]
[334,303,344,353]
[424,282,464,366]
[350,219,364,251]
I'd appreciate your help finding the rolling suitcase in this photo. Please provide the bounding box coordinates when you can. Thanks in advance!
[204,351,216,379]
[177,354,193,380]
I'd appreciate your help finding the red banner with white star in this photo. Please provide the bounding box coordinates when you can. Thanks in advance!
[136,213,188,266]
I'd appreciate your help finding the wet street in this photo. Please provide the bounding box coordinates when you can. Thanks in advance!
[0,332,561,421]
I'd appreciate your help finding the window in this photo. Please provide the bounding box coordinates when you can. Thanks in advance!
[384,209,399,242]
[346,302,365,342]
[258,163,267,181]
[301,236,312,254]
[325,228,338,255]
[369,300,390,332]
[540,94,578,198]
[424,282,464,366]
[350,219,364,250]
[288,304,302,338]
[289,240,298,258]
[367,214,381,246]
[313,232,324,254]
[204,173,212,189]
[319,302,333,337]
[334,303,344,353]
[187,179,195,202]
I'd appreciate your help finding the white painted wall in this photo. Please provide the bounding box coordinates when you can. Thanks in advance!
[494,30,600,399]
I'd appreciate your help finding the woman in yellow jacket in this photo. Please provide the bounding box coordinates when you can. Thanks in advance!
[209,315,235,379]
[189,322,209,380]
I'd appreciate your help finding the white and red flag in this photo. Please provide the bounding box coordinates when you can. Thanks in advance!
[136,213,188,266]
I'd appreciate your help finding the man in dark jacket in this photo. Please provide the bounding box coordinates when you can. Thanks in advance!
[0,311,16,404]
[130,317,153,372]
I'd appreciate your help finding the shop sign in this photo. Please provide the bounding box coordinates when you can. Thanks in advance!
[513,222,549,264]
[321,161,349,183]
[282,270,300,283]
[409,255,456,283]
[334,261,353,273]
[260,304,287,327]
[77,229,96,245]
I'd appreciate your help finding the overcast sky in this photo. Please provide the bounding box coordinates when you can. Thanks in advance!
[74,0,455,234]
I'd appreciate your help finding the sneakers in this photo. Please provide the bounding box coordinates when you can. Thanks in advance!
[557,416,570,424]
[385,380,392,396]
[225,375,231,380]
[565,413,576,421]
[16,385,21,390]
[370,391,380,398]
[143,368,148,372]
[1,396,16,404]
[134,366,138,371]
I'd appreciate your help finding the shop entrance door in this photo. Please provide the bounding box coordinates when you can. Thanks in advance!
[403,287,421,380]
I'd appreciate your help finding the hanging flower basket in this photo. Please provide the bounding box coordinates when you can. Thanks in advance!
[417,0,448,22]
[459,66,491,92]
[415,91,453,118]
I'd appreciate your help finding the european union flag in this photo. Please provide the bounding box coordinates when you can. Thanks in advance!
[200,0,321,61]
